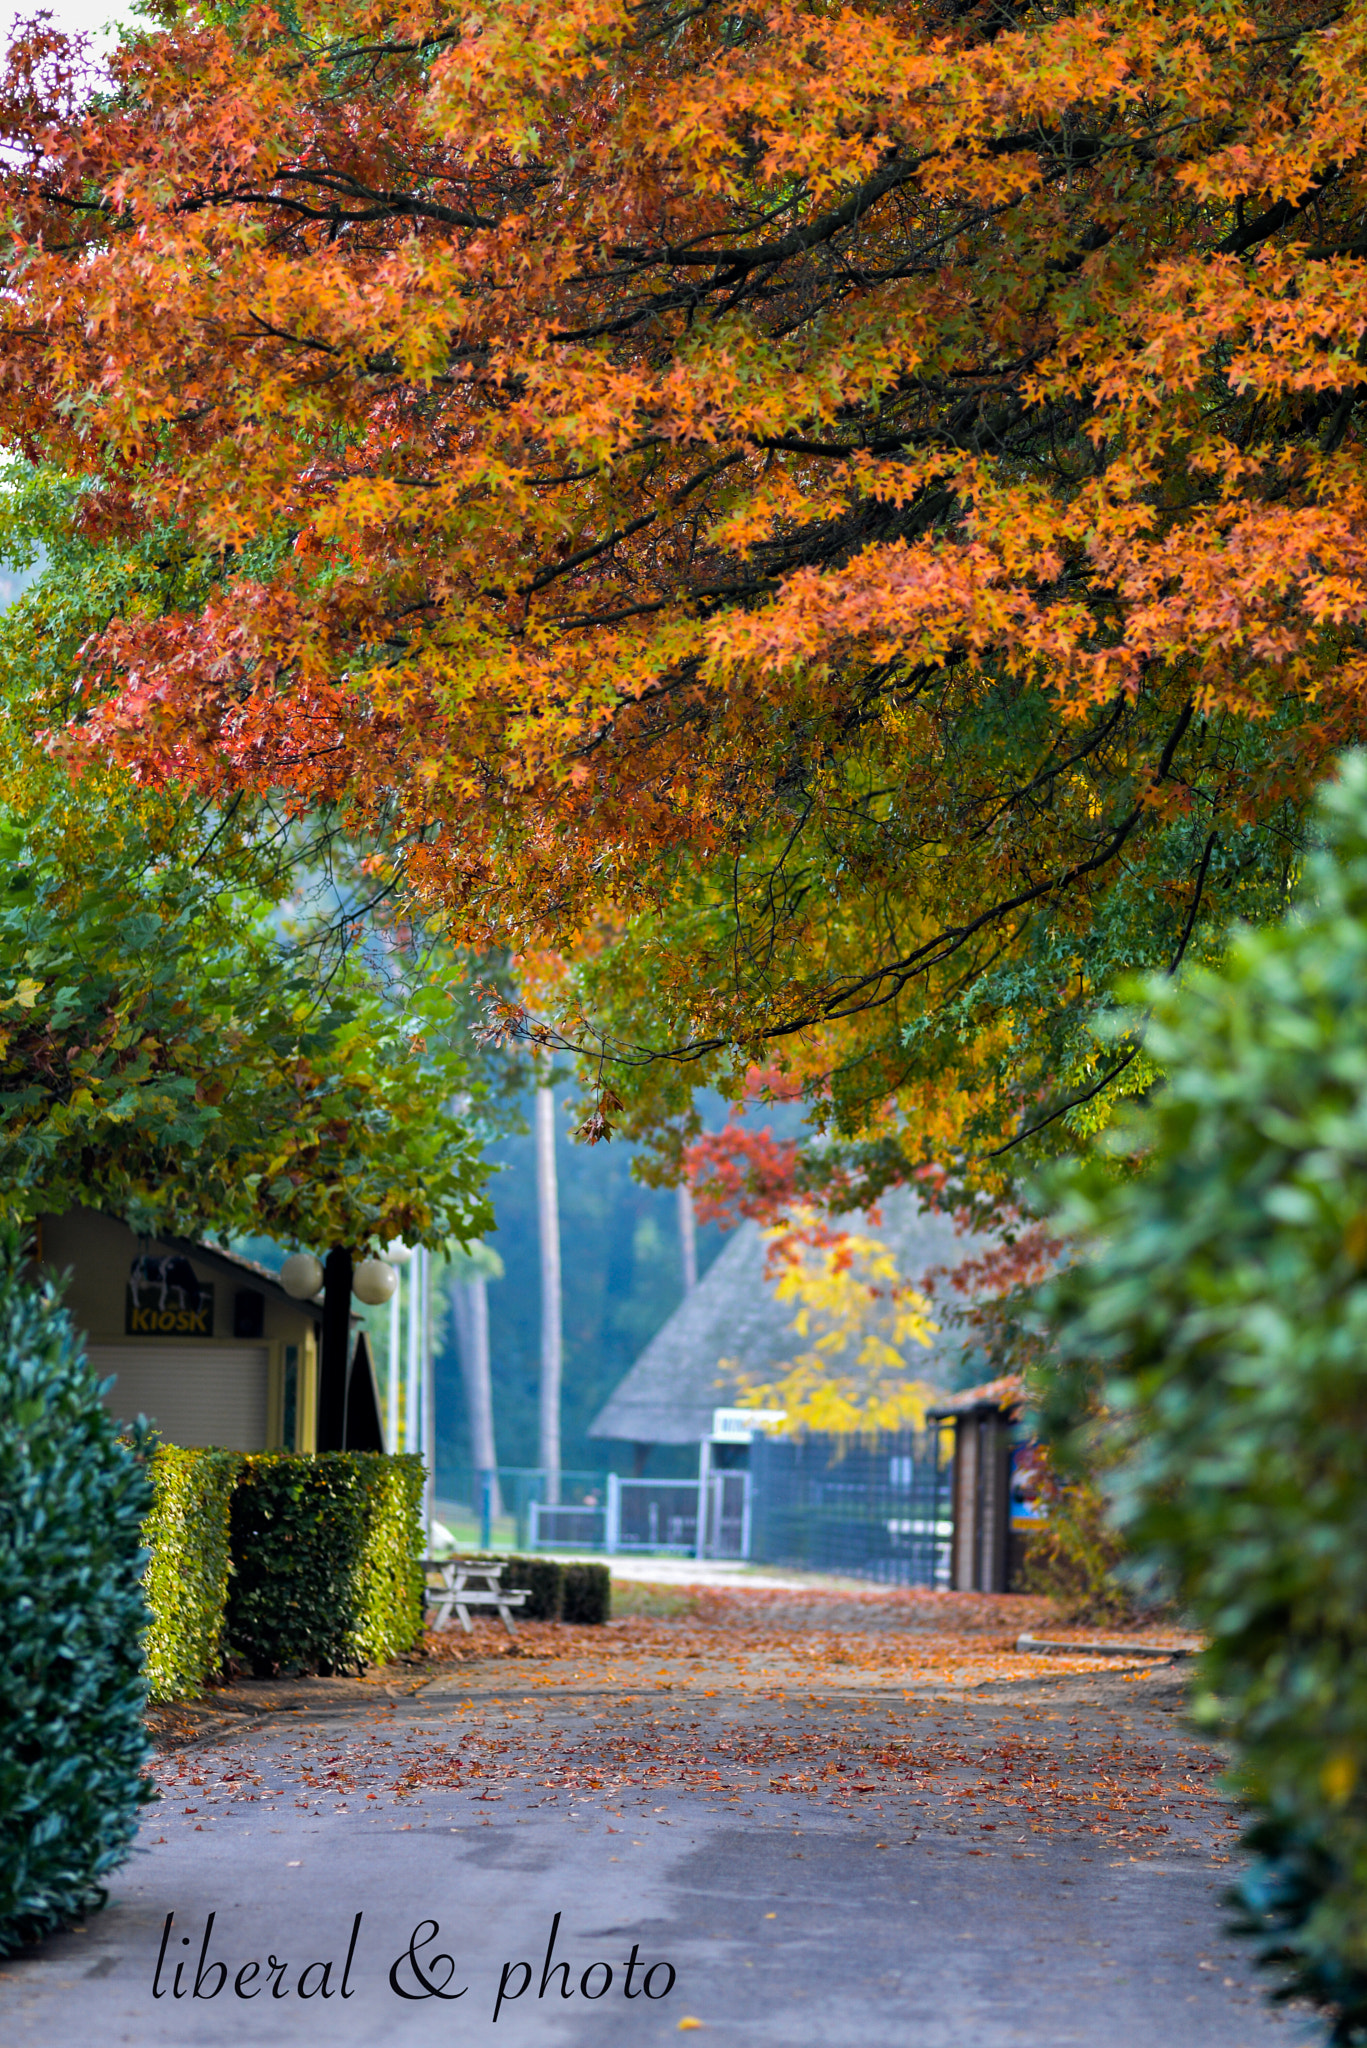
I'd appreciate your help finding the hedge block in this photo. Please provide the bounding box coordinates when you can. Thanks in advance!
[226,1452,424,1678]
[562,1562,611,1625]
[487,1555,564,1621]
[142,1447,239,1703]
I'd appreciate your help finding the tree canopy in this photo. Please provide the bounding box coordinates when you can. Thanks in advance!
[0,0,1359,1177]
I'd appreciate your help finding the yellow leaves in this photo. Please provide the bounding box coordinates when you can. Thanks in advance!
[1321,1752,1358,1806]
[735,1209,938,1435]
[11,977,42,1010]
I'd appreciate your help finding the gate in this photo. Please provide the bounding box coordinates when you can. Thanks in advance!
[604,1475,701,1553]
[701,1470,751,1559]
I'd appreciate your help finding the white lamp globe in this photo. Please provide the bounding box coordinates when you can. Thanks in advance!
[385,1240,413,1266]
[353,1257,398,1306]
[279,1251,325,1300]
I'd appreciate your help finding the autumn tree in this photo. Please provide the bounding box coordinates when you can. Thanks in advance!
[731,1208,940,1432]
[0,0,1361,1185]
[0,463,502,1250]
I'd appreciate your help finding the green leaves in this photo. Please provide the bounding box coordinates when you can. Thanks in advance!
[0,1239,154,1956]
[225,1453,425,1678]
[1043,751,1367,2038]
[142,1448,240,1705]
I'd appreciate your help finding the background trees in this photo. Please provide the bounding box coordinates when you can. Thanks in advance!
[0,0,1353,1184]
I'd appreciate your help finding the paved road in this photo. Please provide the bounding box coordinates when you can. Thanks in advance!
[0,1660,1318,2048]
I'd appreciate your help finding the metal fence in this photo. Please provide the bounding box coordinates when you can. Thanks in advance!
[748,1428,953,1586]
[440,1431,953,1581]
[437,1467,607,1552]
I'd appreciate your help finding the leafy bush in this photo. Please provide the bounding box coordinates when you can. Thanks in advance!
[1013,1459,1139,1626]
[142,1447,240,1703]
[1044,753,1367,2040]
[490,1555,565,1622]
[353,1453,426,1667]
[562,1562,611,1626]
[227,1453,424,1677]
[0,1251,154,1956]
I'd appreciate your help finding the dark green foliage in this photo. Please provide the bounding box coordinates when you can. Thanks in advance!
[1044,754,1367,2041]
[226,1453,424,1678]
[0,1248,154,1956]
[142,1447,240,1703]
[562,1562,611,1626]
[489,1555,564,1621]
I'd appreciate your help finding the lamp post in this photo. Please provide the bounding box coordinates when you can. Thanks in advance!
[282,1248,399,1452]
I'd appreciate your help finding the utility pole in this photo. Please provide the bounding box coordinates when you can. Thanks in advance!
[534,1074,563,1504]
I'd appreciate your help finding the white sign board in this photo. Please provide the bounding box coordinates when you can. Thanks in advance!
[711,1407,786,1443]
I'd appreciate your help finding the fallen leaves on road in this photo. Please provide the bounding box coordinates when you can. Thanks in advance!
[145,1585,1230,1860]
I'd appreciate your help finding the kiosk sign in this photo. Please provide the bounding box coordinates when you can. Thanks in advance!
[126,1255,214,1336]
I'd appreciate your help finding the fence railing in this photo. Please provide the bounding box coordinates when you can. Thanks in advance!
[748,1429,953,1586]
[436,1467,607,1553]
[440,1431,952,1583]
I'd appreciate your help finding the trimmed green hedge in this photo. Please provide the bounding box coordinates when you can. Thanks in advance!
[226,1453,424,1677]
[490,1554,565,1621]
[563,1561,611,1625]
[142,1447,239,1704]
[464,1556,611,1625]
[0,1250,154,1956]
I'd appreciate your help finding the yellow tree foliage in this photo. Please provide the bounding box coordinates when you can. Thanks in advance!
[732,1213,938,1434]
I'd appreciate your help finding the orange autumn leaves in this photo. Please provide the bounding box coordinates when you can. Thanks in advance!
[1,0,1366,1131]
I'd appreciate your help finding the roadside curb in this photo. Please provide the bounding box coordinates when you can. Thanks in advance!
[1016,1634,1199,1660]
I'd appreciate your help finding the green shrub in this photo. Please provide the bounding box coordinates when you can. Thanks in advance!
[0,1249,154,1956]
[562,1561,611,1625]
[1044,752,1367,2041]
[142,1447,240,1703]
[488,1555,564,1621]
[354,1453,425,1666]
[227,1452,424,1677]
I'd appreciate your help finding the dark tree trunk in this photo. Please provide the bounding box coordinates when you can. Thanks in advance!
[317,1244,353,1451]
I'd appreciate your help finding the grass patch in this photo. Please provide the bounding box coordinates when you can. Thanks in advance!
[610,1580,705,1621]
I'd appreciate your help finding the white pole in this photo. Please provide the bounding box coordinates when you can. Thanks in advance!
[387,1266,402,1454]
[696,1438,712,1560]
[677,1182,698,1294]
[455,1273,502,1519]
[421,1247,435,1552]
[535,1079,563,1505]
[405,1245,422,1456]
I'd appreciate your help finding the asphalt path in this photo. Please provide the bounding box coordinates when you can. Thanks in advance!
[0,1660,1319,2048]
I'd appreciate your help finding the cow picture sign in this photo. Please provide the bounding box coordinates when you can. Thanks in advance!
[126,1256,214,1337]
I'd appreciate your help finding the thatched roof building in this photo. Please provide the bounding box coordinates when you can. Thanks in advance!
[588,1186,998,1448]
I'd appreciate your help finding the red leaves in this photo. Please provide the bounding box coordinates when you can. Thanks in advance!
[6,0,1367,1154]
[684,1124,800,1229]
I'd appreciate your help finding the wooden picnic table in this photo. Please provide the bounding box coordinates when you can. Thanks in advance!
[423,1556,528,1636]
